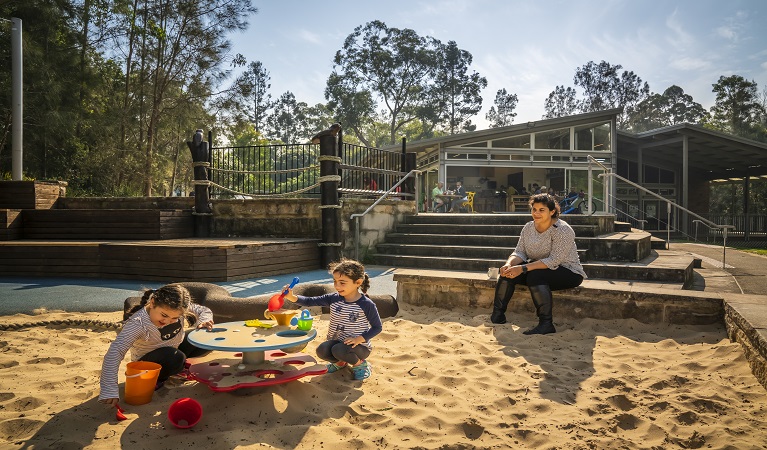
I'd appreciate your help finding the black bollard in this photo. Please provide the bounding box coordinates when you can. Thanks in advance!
[312,124,342,267]
[187,129,212,237]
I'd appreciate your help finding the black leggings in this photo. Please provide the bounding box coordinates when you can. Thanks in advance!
[139,331,209,383]
[316,340,371,366]
[495,266,583,304]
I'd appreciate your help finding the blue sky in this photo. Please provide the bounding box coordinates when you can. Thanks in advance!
[229,0,767,128]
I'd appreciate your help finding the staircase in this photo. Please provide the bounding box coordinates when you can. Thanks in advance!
[373,213,690,285]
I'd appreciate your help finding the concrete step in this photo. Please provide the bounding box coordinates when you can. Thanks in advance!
[395,223,599,237]
[405,213,615,235]
[375,242,589,260]
[614,221,632,232]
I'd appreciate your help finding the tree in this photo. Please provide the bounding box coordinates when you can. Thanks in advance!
[486,88,519,127]
[326,21,438,146]
[266,91,310,143]
[543,86,579,119]
[431,40,487,134]
[709,75,765,137]
[232,60,272,133]
[626,85,708,132]
[573,60,649,127]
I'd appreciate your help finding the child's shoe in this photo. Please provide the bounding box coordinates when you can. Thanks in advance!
[351,361,372,380]
[326,361,348,373]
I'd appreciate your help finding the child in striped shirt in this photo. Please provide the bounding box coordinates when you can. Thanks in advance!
[98,284,213,407]
[284,259,382,380]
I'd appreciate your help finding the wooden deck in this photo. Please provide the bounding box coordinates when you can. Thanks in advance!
[0,238,321,281]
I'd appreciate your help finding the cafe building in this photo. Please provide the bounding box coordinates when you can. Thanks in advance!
[402,108,767,233]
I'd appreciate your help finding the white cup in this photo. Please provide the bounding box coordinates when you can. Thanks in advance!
[487,267,499,280]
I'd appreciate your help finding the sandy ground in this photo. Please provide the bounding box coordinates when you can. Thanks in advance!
[1,304,766,450]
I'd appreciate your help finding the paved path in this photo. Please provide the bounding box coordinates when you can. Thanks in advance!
[672,243,767,296]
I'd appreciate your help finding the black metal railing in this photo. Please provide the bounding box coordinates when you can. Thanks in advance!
[207,136,408,199]
[339,142,407,196]
[209,143,320,198]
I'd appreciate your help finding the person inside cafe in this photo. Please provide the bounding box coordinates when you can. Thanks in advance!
[432,181,446,212]
[449,180,467,212]
[489,193,587,334]
[362,175,377,191]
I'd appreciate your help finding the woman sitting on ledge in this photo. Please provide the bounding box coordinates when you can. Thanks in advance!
[490,193,587,334]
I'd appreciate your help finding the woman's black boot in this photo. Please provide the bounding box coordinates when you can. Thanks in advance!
[523,285,556,335]
[491,277,516,324]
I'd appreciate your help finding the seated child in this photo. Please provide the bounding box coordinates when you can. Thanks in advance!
[99,283,214,408]
[284,259,382,380]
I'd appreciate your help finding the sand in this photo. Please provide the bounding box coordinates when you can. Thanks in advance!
[1,304,766,450]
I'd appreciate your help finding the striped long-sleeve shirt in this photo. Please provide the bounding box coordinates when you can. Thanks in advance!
[295,293,382,349]
[99,303,212,400]
[512,219,587,278]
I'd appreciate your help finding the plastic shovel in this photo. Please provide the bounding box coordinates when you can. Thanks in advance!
[267,277,299,311]
[116,404,127,421]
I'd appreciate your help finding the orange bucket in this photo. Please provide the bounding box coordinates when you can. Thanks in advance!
[124,361,161,405]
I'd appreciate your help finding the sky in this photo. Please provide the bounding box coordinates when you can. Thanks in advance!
[228,0,767,128]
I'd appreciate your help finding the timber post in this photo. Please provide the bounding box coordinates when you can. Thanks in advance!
[187,129,212,237]
[312,123,342,267]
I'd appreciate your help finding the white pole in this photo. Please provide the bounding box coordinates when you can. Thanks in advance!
[11,18,23,181]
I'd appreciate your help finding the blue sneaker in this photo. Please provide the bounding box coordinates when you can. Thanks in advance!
[326,361,348,373]
[351,361,372,380]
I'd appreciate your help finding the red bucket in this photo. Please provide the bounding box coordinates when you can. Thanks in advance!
[168,397,203,429]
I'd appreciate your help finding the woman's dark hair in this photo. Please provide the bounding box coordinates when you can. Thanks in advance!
[125,283,193,320]
[328,258,370,293]
[529,193,561,218]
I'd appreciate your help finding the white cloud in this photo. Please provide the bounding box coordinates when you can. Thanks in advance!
[669,56,712,71]
[296,29,322,45]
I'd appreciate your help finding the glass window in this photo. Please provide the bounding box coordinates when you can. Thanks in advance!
[468,153,486,160]
[492,135,531,148]
[447,153,468,159]
[594,123,611,151]
[534,128,570,149]
[575,122,610,151]
[460,141,489,148]
[659,168,675,184]
[618,159,639,181]
[644,165,659,183]
[490,154,511,160]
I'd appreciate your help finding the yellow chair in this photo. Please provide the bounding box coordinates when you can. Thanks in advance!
[461,191,475,213]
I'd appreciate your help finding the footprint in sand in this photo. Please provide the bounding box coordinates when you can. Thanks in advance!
[0,418,46,441]
[649,401,670,412]
[462,418,485,440]
[7,396,45,412]
[598,378,626,390]
[0,392,15,402]
[0,360,19,369]
[607,394,636,411]
[676,411,699,425]
[612,413,642,431]
[26,357,66,365]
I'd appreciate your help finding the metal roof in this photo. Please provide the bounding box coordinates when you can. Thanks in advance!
[618,124,767,180]
[388,108,623,153]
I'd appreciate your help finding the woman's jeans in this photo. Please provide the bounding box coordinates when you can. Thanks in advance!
[491,266,583,324]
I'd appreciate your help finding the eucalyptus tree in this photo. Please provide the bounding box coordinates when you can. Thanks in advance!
[114,0,257,196]
[626,85,708,132]
[230,60,272,133]
[709,75,765,137]
[326,20,439,146]
[545,61,649,127]
[431,40,487,134]
[543,86,579,119]
[486,88,519,127]
[266,91,311,144]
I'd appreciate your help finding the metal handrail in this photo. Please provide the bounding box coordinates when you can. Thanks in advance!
[350,169,422,260]
[599,171,734,268]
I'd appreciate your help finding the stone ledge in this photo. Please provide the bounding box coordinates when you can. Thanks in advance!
[393,269,767,390]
